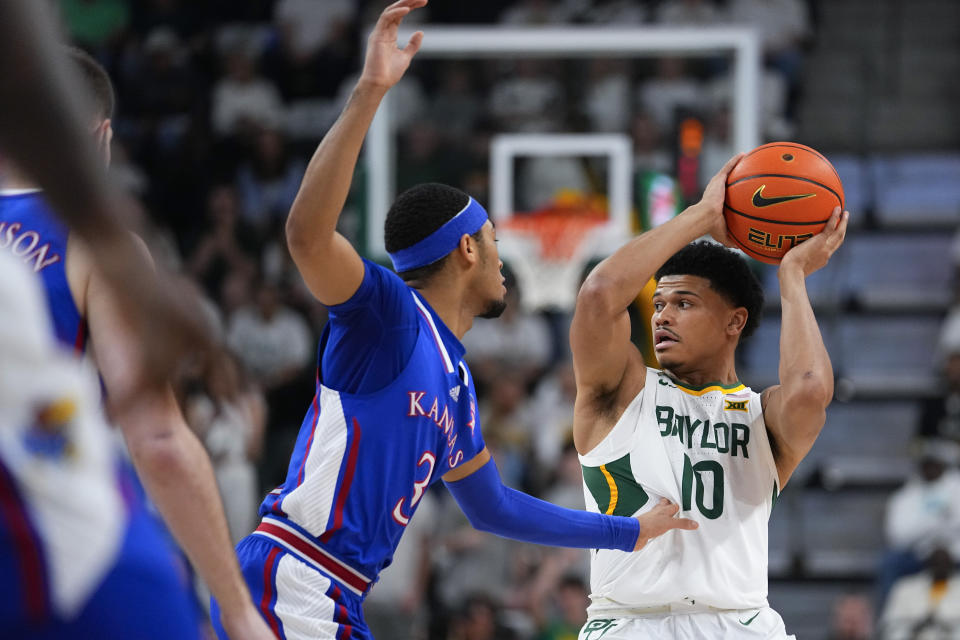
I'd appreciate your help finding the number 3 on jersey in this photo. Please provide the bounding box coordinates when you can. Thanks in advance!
[682,453,724,519]
[392,451,436,526]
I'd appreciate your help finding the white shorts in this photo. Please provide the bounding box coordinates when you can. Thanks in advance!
[579,607,795,640]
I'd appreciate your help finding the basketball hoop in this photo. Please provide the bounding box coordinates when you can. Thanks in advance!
[498,197,619,312]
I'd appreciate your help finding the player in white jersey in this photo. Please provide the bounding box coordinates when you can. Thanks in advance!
[570,155,849,639]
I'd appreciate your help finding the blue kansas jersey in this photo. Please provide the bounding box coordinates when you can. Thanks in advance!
[0,191,85,353]
[254,260,485,596]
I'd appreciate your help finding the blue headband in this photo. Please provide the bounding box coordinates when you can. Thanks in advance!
[389,197,489,272]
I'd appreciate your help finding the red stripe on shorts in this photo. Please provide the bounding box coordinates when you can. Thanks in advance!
[0,463,47,622]
[260,547,283,637]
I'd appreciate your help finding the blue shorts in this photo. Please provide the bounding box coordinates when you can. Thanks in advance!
[2,505,201,639]
[212,534,370,640]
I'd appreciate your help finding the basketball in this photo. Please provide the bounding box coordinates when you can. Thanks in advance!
[724,142,844,264]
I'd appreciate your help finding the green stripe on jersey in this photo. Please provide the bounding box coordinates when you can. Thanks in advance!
[582,454,649,516]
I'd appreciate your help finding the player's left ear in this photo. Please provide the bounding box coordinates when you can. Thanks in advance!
[94,119,113,166]
[727,307,748,336]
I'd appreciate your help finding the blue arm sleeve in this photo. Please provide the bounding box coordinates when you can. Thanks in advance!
[444,457,639,552]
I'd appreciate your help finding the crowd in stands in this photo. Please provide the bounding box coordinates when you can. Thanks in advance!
[52,1,960,638]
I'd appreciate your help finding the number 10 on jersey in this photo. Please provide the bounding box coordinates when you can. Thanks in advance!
[681,454,724,519]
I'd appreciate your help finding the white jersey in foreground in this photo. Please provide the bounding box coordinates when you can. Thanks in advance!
[579,367,780,615]
[0,251,125,618]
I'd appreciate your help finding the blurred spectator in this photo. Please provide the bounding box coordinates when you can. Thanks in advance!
[59,0,129,51]
[880,548,960,640]
[227,279,314,489]
[526,366,578,472]
[724,0,810,115]
[489,60,564,133]
[235,128,305,229]
[274,0,355,63]
[879,440,960,607]
[129,28,203,150]
[462,270,552,389]
[266,0,356,102]
[528,569,589,640]
[430,63,483,141]
[447,594,517,640]
[108,140,149,196]
[185,357,267,542]
[705,68,792,140]
[130,0,201,39]
[211,46,284,137]
[434,503,519,634]
[478,371,535,489]
[637,57,704,132]
[187,184,258,298]
[335,70,427,132]
[655,0,720,26]
[699,105,734,188]
[919,349,960,443]
[226,280,311,390]
[580,0,647,25]
[396,122,472,191]
[828,594,874,640]
[499,0,576,25]
[939,306,960,363]
[364,491,438,640]
[631,110,672,174]
[582,59,632,132]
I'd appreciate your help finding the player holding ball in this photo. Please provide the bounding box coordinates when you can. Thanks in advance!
[571,151,848,639]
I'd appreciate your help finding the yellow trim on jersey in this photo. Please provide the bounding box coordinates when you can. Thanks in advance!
[600,465,618,515]
[675,382,746,397]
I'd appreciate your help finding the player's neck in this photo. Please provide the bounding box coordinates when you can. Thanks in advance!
[662,360,739,389]
[416,281,474,340]
[0,164,39,191]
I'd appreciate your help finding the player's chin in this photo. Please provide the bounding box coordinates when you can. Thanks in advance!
[654,351,684,369]
[479,294,507,319]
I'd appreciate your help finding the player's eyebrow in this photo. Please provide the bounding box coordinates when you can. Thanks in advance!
[653,289,702,298]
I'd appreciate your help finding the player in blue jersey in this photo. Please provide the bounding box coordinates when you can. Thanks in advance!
[211,2,698,639]
[0,0,218,392]
[0,44,274,639]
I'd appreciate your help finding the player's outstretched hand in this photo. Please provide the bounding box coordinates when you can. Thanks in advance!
[694,153,745,248]
[779,206,849,277]
[360,0,426,90]
[633,498,698,551]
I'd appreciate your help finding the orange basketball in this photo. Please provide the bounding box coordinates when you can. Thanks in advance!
[724,142,844,264]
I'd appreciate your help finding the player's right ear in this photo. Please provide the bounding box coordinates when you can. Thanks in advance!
[457,233,479,267]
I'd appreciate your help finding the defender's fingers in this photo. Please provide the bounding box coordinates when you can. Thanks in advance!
[671,518,699,531]
[655,500,680,516]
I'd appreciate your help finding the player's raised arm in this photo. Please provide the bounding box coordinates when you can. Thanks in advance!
[285,0,425,305]
[82,240,274,640]
[571,154,743,452]
[762,207,848,487]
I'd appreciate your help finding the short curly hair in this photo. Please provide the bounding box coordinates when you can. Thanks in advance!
[65,47,115,121]
[384,183,480,283]
[655,241,764,339]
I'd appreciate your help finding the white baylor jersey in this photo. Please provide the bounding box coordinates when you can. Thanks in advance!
[579,367,780,615]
